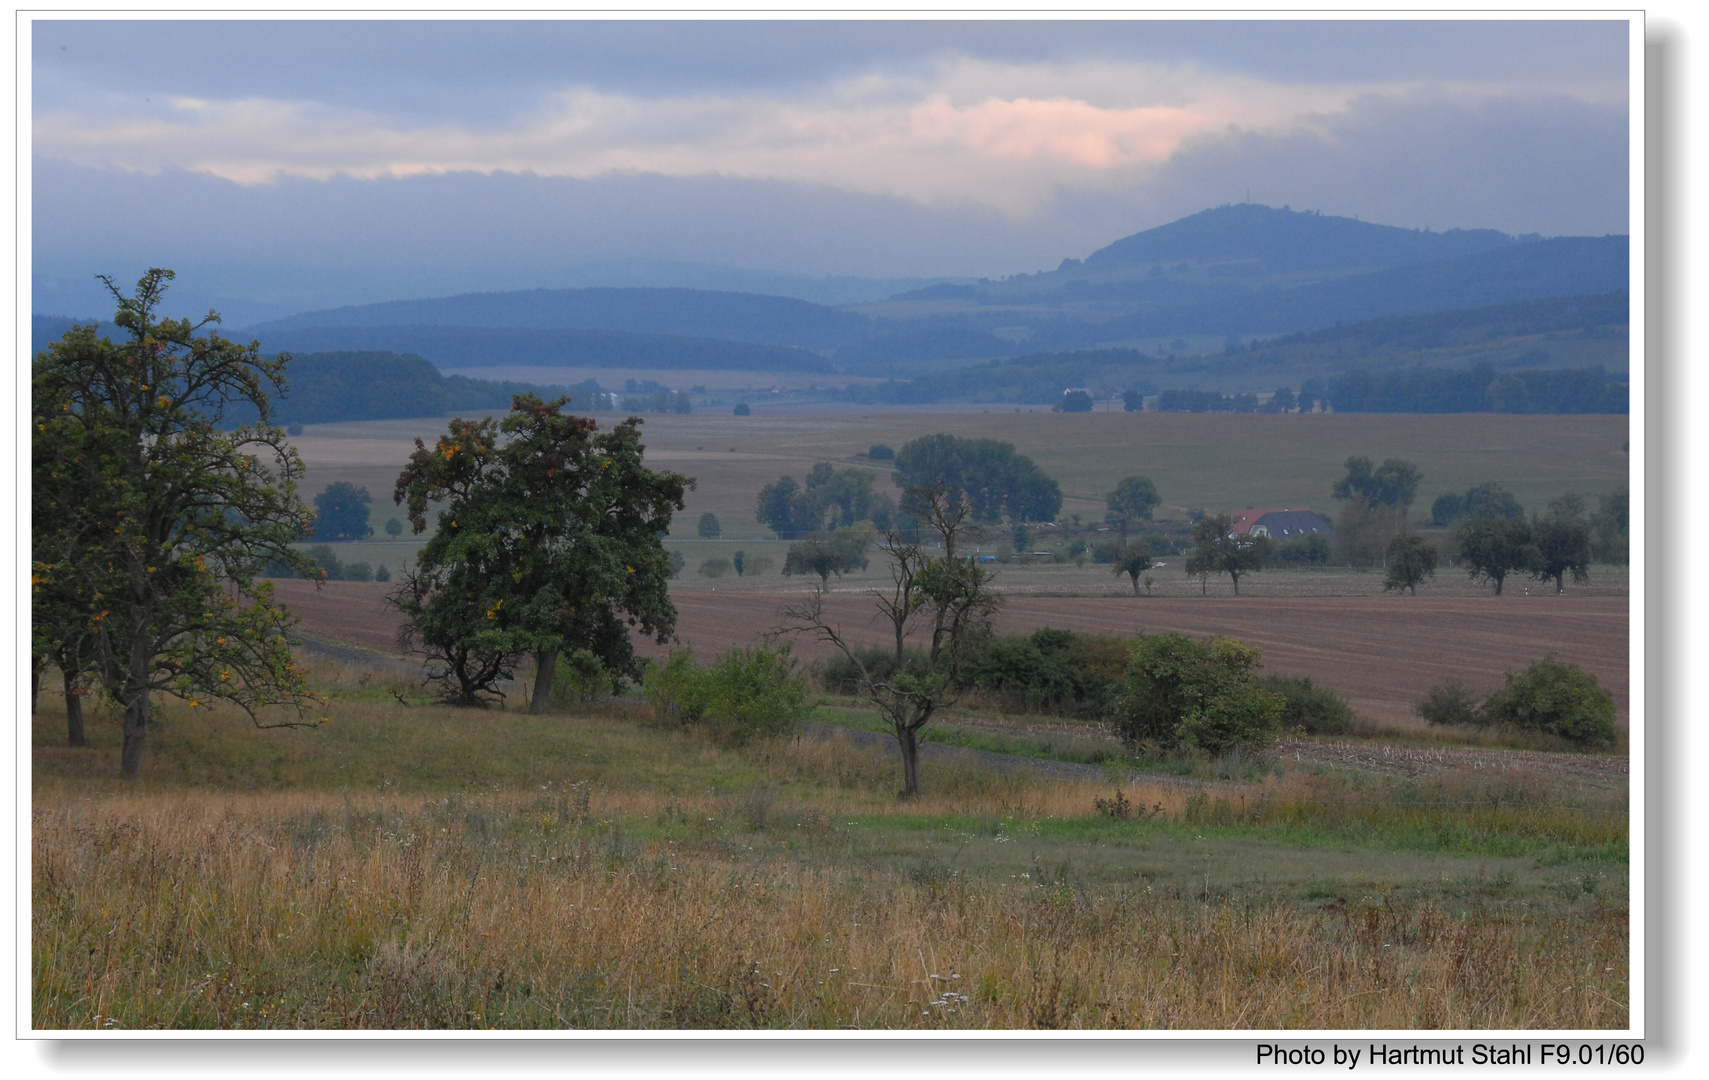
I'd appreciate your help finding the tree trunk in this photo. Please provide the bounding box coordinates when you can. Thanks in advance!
[1493,575,1504,596]
[1130,574,1140,596]
[897,725,921,798]
[63,669,87,748]
[1231,573,1241,595]
[32,665,41,715]
[530,648,559,714]
[120,691,149,779]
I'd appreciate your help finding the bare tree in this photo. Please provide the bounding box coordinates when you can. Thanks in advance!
[782,486,1001,797]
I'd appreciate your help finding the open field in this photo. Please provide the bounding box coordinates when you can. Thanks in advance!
[269,581,1626,732]
[32,674,1627,1030]
[285,411,1629,543]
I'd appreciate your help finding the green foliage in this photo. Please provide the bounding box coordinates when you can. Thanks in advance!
[892,434,1061,524]
[342,561,375,583]
[311,481,374,540]
[1414,678,1481,728]
[867,443,895,460]
[698,556,733,578]
[1255,674,1355,735]
[384,517,405,538]
[1116,633,1283,755]
[1111,542,1154,595]
[814,645,929,695]
[1480,656,1618,749]
[959,628,1128,721]
[697,512,721,539]
[1452,516,1540,595]
[1059,389,1094,412]
[782,525,875,583]
[32,269,321,777]
[1184,513,1267,594]
[733,402,750,416]
[1532,511,1592,593]
[1382,533,1439,595]
[375,564,391,583]
[1589,485,1629,564]
[392,395,692,708]
[645,645,812,745]
[1105,475,1160,538]
[757,464,892,539]
[1332,455,1421,509]
[1432,482,1525,526]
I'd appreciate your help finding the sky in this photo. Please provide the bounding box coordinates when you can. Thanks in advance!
[29,17,1633,325]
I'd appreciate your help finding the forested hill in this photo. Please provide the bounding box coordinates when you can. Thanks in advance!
[1080,203,1520,273]
[246,325,838,374]
[1042,236,1628,344]
[242,286,873,351]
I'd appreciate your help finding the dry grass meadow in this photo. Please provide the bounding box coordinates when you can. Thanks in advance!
[33,656,1628,1031]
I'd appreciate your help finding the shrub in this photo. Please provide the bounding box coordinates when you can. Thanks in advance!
[1479,656,1618,748]
[1116,633,1283,755]
[868,443,895,460]
[697,512,721,539]
[646,645,811,744]
[814,645,928,695]
[286,422,305,436]
[698,556,733,578]
[375,564,391,583]
[1256,674,1355,735]
[958,628,1127,721]
[733,402,750,416]
[342,561,375,583]
[302,544,344,581]
[1414,678,1481,728]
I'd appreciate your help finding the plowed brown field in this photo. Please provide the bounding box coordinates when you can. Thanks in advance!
[275,580,1628,729]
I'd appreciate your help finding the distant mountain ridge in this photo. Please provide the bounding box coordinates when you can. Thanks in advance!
[1078,203,1523,273]
[244,286,872,351]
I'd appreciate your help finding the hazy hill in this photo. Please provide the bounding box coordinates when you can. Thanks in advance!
[1069,235,1629,342]
[243,286,873,351]
[1077,203,1520,274]
[250,324,837,374]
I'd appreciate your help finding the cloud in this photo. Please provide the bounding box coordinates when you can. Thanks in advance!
[33,55,1622,218]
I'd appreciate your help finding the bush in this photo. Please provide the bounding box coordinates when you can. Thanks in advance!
[814,645,929,695]
[733,403,751,416]
[868,443,895,460]
[1256,674,1355,735]
[1414,678,1481,728]
[286,422,305,436]
[342,561,375,583]
[302,544,344,581]
[1480,656,1617,748]
[698,556,733,578]
[375,564,391,583]
[645,645,811,744]
[958,628,1127,721]
[1117,633,1283,755]
[697,512,721,539]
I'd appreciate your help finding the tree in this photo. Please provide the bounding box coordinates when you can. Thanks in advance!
[1116,633,1284,755]
[1332,455,1421,510]
[1121,389,1144,412]
[1060,389,1094,412]
[312,481,374,540]
[1453,516,1540,595]
[1111,541,1153,596]
[1184,513,1267,595]
[1382,533,1439,595]
[1532,512,1591,593]
[1461,482,1525,520]
[783,486,1001,797]
[32,269,321,779]
[1589,485,1629,564]
[892,434,1061,524]
[782,523,875,584]
[394,396,692,711]
[1105,475,1161,541]
[756,475,807,538]
[384,516,405,538]
[697,512,721,539]
[1262,386,1297,413]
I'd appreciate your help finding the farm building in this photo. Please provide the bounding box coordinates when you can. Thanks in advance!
[1228,508,1336,542]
